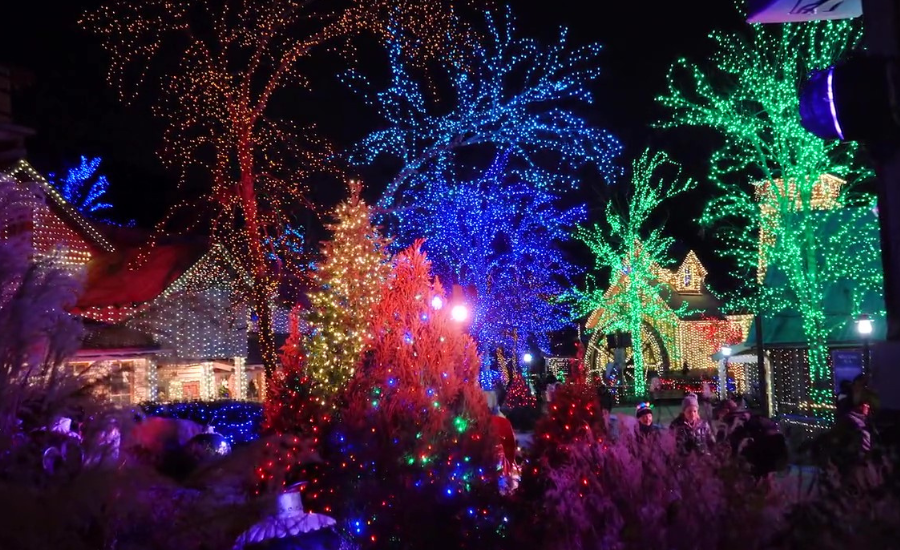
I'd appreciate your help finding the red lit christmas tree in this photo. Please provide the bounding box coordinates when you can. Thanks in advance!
[503,371,537,410]
[256,308,329,493]
[309,240,500,548]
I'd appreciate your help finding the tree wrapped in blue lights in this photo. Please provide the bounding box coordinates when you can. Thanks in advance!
[404,153,585,380]
[347,9,618,373]
[50,156,132,225]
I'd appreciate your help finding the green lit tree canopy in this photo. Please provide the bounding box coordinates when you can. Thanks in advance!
[566,150,695,395]
[658,19,882,407]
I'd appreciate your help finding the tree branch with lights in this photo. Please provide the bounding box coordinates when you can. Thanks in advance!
[566,150,695,396]
[658,19,882,407]
[82,0,471,380]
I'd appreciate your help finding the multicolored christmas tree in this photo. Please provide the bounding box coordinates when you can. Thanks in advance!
[307,241,499,548]
[304,180,391,399]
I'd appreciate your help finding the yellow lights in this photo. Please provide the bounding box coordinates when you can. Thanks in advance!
[305,181,390,397]
[585,251,748,379]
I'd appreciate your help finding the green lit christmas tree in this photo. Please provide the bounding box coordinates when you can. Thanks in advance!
[566,150,694,396]
[659,18,882,407]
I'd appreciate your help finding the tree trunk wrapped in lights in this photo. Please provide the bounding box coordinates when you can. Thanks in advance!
[566,150,694,396]
[658,17,882,408]
[304,180,390,399]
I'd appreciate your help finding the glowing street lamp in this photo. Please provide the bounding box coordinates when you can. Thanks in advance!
[856,313,873,372]
[450,304,468,322]
[856,313,874,336]
[522,353,533,365]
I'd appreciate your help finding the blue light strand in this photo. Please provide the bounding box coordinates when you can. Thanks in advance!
[49,156,134,226]
[141,400,263,445]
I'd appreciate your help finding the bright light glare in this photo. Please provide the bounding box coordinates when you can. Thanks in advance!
[450,305,468,322]
[522,353,533,364]
[431,296,443,310]
[721,345,732,357]
[857,316,874,336]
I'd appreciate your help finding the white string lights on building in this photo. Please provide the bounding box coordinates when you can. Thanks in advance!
[235,356,247,400]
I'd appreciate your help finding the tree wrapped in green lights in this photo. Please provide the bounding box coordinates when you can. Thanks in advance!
[566,150,694,396]
[659,19,881,407]
[304,180,391,399]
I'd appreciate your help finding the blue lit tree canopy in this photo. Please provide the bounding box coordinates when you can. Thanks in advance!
[346,8,621,216]
[407,153,585,368]
[50,156,116,222]
[346,9,620,371]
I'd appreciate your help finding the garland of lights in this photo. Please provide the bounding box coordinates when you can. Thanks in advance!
[658,18,883,411]
[82,0,472,377]
[304,181,390,399]
[566,150,695,396]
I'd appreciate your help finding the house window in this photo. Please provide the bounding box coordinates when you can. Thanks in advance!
[683,267,692,288]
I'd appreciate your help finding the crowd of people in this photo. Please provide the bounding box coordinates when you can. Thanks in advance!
[490,367,882,483]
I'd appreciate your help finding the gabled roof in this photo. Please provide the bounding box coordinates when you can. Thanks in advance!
[74,241,208,311]
[1,159,115,253]
[585,249,721,330]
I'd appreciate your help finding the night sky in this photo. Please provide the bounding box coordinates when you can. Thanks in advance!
[0,0,743,290]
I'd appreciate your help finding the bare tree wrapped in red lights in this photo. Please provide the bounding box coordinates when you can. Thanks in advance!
[309,240,501,548]
[83,0,474,379]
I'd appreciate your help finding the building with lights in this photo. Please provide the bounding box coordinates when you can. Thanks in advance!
[583,250,752,384]
[1,158,273,404]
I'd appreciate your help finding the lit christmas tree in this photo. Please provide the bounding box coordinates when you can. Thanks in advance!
[503,370,536,410]
[307,240,498,548]
[566,150,694,396]
[304,180,390,399]
[658,18,882,406]
[257,307,328,493]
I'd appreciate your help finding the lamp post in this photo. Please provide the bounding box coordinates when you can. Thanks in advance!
[720,345,733,400]
[856,313,874,372]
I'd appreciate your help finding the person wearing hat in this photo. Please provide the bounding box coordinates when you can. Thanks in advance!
[669,393,715,454]
[634,402,659,441]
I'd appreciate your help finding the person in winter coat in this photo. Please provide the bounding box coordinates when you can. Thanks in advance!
[670,393,715,454]
[842,396,873,457]
[634,402,659,441]
[835,379,854,417]
[714,399,787,476]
